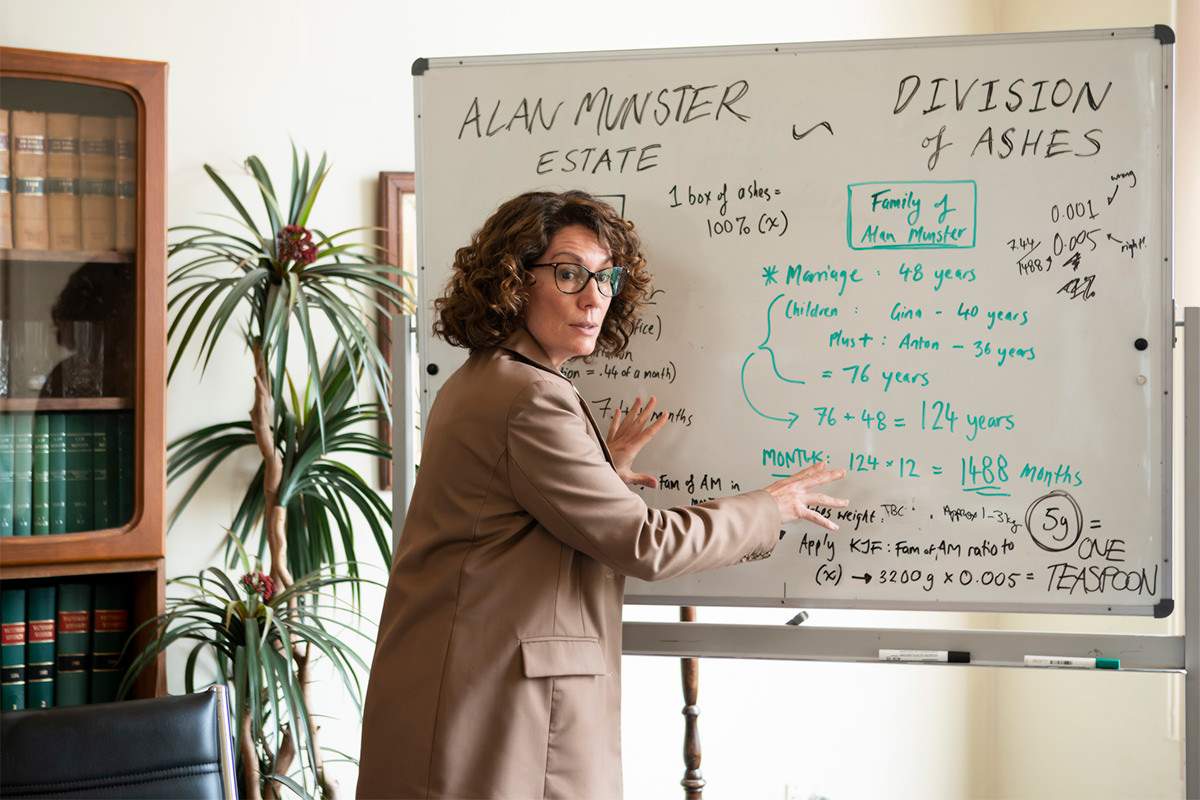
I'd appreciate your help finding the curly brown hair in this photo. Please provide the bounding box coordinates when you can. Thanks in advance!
[433,190,652,358]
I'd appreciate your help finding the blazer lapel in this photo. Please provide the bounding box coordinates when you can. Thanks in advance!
[499,328,614,465]
[571,385,614,465]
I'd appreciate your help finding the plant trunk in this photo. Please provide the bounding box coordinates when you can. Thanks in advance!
[298,643,341,800]
[241,711,262,800]
[263,729,295,800]
[252,347,339,798]
[252,346,293,591]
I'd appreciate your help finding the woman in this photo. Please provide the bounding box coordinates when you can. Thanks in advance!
[357,190,847,799]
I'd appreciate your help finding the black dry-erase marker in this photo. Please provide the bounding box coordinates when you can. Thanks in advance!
[879,649,970,663]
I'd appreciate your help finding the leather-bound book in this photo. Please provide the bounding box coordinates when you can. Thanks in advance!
[88,579,132,703]
[48,413,67,534]
[78,115,115,251]
[11,412,33,536]
[114,116,136,251]
[46,112,81,251]
[0,109,12,248]
[1,587,27,710]
[11,110,49,250]
[31,413,49,535]
[0,414,13,536]
[63,412,93,533]
[25,583,56,708]
[53,581,90,706]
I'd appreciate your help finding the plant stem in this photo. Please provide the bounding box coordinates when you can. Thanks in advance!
[241,711,262,800]
[298,642,341,800]
[254,345,341,798]
[252,345,293,591]
[264,729,295,800]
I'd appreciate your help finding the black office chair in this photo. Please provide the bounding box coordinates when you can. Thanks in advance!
[0,685,238,799]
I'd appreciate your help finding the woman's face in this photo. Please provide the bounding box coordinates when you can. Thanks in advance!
[523,224,613,369]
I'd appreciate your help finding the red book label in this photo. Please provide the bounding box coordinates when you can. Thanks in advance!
[58,610,89,635]
[93,609,128,633]
[1,622,26,646]
[28,619,55,643]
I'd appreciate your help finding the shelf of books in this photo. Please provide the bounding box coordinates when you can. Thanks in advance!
[0,47,167,706]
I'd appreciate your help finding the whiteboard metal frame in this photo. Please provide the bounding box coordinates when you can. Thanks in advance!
[413,25,1171,73]
[623,620,1185,671]
[413,25,1176,616]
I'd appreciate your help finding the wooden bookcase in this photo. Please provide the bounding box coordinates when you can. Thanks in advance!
[0,47,167,699]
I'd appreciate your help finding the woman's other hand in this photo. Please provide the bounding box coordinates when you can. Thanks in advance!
[766,461,849,530]
[606,396,670,488]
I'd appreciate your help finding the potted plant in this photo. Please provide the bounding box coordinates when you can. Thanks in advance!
[133,144,410,799]
[121,538,378,800]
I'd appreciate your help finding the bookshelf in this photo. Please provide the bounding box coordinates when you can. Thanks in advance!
[0,48,167,701]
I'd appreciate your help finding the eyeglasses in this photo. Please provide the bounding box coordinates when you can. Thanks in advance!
[528,263,627,297]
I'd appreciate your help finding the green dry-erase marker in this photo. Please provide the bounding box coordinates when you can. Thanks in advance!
[1024,655,1119,670]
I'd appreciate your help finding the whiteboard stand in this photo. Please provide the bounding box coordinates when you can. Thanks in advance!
[408,23,1183,789]
[1185,306,1199,799]
[624,306,1200,791]
[391,313,418,549]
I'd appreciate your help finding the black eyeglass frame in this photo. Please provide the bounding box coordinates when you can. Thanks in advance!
[528,262,628,297]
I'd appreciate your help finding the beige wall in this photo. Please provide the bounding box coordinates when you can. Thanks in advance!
[1,1,1194,797]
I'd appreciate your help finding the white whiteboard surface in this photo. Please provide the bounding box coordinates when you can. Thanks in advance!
[413,27,1174,615]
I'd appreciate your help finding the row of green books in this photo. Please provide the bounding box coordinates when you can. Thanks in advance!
[1,578,134,710]
[0,410,134,536]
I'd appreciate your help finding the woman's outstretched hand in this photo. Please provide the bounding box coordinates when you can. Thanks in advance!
[606,396,670,488]
[765,461,849,531]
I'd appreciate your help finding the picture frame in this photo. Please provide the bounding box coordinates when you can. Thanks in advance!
[376,171,416,490]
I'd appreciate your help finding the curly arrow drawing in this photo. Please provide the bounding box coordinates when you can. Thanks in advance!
[741,293,805,427]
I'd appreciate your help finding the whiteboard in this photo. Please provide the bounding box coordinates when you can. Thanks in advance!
[412,27,1175,615]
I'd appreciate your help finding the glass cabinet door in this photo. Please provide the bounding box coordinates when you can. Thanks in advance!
[0,77,140,535]
[0,47,167,700]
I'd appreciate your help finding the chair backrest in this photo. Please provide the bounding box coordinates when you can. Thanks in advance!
[0,685,238,799]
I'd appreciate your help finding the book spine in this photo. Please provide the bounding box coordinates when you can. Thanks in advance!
[0,414,13,536]
[54,581,90,706]
[92,412,114,529]
[2,587,27,710]
[117,410,134,525]
[25,584,56,708]
[64,412,93,533]
[114,116,136,252]
[11,109,49,250]
[11,412,34,536]
[46,112,81,251]
[48,413,67,533]
[32,413,50,535]
[79,116,115,252]
[0,108,11,249]
[89,579,132,703]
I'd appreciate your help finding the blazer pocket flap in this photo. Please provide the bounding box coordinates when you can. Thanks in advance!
[520,636,606,678]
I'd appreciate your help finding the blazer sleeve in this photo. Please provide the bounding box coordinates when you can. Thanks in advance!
[505,374,780,582]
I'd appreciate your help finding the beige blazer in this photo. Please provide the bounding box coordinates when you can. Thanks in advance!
[356,328,779,800]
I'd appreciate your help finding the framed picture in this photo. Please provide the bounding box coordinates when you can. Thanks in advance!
[376,171,416,490]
